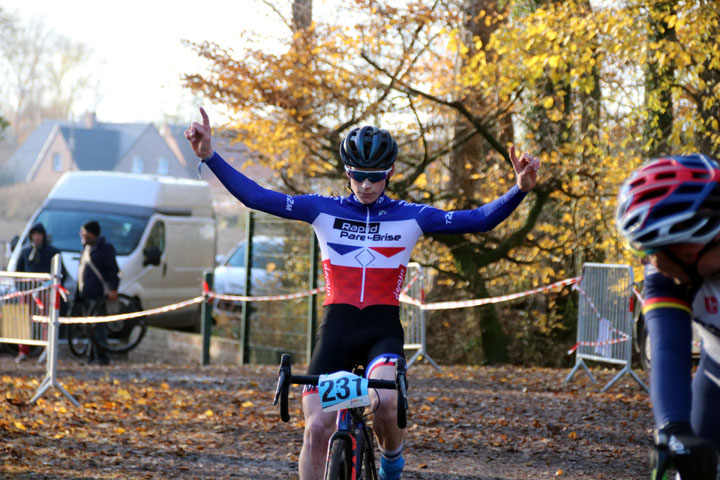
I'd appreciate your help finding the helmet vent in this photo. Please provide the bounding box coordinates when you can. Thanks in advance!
[650,202,692,220]
[676,184,705,194]
[637,230,659,243]
[669,218,703,234]
[624,214,642,230]
[693,219,720,237]
[636,187,670,203]
[629,177,647,188]
[655,172,677,180]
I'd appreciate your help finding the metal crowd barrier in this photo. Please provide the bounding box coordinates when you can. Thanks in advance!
[0,271,52,350]
[400,262,440,370]
[1,256,80,406]
[564,262,647,392]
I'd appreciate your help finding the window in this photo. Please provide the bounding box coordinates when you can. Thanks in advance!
[52,153,62,171]
[157,157,169,175]
[132,156,144,173]
[225,240,285,269]
[33,208,149,255]
[145,221,166,253]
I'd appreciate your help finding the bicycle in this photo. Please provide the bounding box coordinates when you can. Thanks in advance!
[273,353,408,480]
[67,294,147,357]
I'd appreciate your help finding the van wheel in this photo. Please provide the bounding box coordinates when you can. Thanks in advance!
[639,321,651,371]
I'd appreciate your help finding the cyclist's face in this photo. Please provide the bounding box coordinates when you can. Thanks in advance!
[347,166,394,205]
[665,243,705,264]
[650,242,720,283]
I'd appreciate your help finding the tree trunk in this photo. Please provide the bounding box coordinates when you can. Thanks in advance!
[694,4,720,158]
[448,0,511,363]
[643,1,677,158]
[292,0,312,30]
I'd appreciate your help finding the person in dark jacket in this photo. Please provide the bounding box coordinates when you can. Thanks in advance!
[76,220,119,365]
[13,223,65,362]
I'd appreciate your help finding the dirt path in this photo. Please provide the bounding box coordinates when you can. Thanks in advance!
[1,355,652,479]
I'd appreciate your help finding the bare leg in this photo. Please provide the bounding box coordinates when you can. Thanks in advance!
[299,392,337,480]
[369,364,405,451]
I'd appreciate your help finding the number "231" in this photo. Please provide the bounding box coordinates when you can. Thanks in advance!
[319,376,364,403]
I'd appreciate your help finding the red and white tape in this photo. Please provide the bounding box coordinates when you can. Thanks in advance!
[28,276,584,324]
[33,296,205,324]
[399,277,580,311]
[0,283,51,302]
[567,283,630,354]
[205,287,324,303]
[399,271,421,296]
[566,335,629,354]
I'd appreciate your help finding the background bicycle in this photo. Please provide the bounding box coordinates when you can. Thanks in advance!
[273,353,408,480]
[67,293,147,357]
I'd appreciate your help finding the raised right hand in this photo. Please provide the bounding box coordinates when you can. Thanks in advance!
[184,107,213,159]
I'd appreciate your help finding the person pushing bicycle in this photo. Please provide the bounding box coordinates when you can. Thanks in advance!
[186,107,540,480]
[616,154,720,479]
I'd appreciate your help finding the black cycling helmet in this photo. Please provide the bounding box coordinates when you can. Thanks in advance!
[339,126,398,169]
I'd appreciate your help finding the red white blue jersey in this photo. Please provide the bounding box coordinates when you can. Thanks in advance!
[205,152,527,308]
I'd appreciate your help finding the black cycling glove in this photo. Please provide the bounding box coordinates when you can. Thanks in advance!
[653,422,718,480]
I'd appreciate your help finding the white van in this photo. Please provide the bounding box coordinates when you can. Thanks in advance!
[8,171,216,330]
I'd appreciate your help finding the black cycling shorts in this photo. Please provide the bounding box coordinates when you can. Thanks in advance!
[306,303,405,376]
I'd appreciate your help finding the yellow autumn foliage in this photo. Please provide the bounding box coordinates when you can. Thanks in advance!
[182,0,720,362]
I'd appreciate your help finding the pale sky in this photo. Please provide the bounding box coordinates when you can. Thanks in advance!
[1,0,295,124]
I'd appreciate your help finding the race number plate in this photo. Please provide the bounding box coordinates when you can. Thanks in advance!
[318,371,370,412]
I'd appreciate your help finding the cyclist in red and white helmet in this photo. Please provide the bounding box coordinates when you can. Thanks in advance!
[616,154,720,479]
[187,108,540,480]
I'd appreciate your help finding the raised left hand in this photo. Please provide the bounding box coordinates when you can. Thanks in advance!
[510,145,540,192]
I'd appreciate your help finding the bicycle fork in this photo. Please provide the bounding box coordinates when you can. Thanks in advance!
[325,409,376,480]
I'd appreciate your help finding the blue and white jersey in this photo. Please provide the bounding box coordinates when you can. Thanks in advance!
[204,152,527,308]
[643,264,720,428]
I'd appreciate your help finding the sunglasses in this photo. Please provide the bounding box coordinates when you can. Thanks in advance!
[345,166,392,183]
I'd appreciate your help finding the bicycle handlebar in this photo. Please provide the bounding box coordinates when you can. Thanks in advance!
[273,353,408,428]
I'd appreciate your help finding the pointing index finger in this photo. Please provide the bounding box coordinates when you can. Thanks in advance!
[509,145,521,170]
[200,107,210,129]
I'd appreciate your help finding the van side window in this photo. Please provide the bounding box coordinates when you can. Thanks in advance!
[146,221,166,253]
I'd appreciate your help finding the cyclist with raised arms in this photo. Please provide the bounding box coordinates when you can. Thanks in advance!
[616,154,720,479]
[186,107,540,480]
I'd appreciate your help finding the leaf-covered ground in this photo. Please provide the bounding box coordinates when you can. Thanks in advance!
[1,355,653,479]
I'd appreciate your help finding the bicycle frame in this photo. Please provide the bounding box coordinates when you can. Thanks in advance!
[327,406,377,479]
[273,353,407,480]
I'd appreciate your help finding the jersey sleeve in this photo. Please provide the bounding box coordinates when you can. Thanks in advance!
[415,185,527,234]
[203,152,318,223]
[642,265,694,428]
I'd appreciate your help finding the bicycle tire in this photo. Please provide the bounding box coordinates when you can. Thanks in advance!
[324,437,353,480]
[359,425,378,480]
[67,323,91,358]
[89,296,147,354]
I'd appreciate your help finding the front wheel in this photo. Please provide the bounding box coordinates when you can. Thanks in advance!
[324,437,352,480]
[359,425,378,480]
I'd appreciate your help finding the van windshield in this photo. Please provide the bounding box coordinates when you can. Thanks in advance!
[32,208,149,255]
